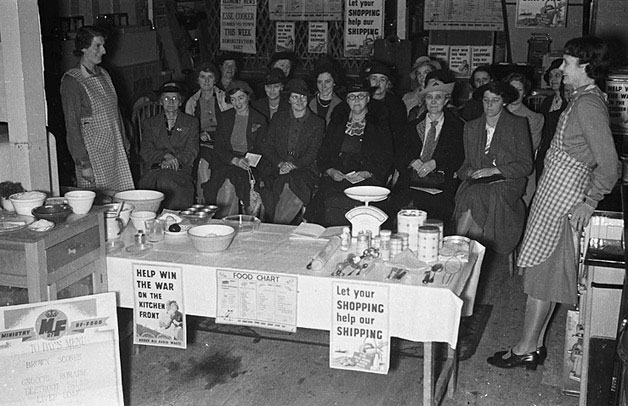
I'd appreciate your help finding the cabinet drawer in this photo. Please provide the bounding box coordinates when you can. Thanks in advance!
[46,226,100,273]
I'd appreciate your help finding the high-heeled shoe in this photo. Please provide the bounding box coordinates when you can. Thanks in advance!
[487,348,539,370]
[536,346,547,366]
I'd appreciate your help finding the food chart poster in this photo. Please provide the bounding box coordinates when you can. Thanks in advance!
[516,0,568,28]
[344,0,384,58]
[308,22,329,54]
[0,292,123,406]
[133,264,186,349]
[275,22,295,52]
[216,269,298,332]
[330,282,390,374]
[220,0,257,54]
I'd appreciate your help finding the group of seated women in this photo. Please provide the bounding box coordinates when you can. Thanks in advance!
[137,53,572,259]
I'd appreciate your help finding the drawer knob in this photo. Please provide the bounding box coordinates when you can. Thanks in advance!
[68,248,77,255]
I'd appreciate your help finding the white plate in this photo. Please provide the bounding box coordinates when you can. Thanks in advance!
[165,224,191,243]
[344,186,390,204]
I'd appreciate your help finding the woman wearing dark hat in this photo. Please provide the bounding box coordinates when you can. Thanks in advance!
[459,65,495,122]
[202,80,268,217]
[389,77,464,232]
[305,80,393,226]
[363,61,408,176]
[402,56,441,117]
[251,68,290,121]
[454,81,533,257]
[489,36,618,371]
[60,25,134,192]
[309,63,343,125]
[259,79,325,224]
[269,52,297,79]
[216,53,241,91]
[138,82,199,209]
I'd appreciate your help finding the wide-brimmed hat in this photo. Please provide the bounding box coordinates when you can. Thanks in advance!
[544,58,563,84]
[263,68,286,85]
[225,80,253,96]
[269,52,297,68]
[412,56,442,71]
[284,78,311,97]
[157,82,184,94]
[419,79,455,98]
[472,82,519,104]
[363,60,393,78]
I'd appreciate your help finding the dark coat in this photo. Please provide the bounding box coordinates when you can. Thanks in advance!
[251,96,290,122]
[368,92,408,171]
[259,108,325,210]
[317,103,393,184]
[203,108,268,206]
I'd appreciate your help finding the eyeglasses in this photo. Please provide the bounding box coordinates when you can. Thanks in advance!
[482,97,503,105]
[289,94,307,101]
[163,96,180,102]
[347,94,368,101]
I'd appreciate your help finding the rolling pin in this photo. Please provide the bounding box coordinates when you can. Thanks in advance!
[307,236,342,271]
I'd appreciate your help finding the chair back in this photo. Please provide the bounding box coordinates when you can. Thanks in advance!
[129,98,163,180]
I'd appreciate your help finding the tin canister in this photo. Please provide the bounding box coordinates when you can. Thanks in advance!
[606,72,628,136]
[424,219,444,248]
[417,225,440,263]
[397,209,427,252]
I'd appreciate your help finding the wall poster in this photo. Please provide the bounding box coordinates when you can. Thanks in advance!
[344,0,384,58]
[269,0,342,21]
[428,45,450,65]
[275,22,295,52]
[308,22,329,54]
[0,293,124,405]
[330,282,390,374]
[516,0,568,28]
[133,264,186,349]
[449,46,472,78]
[424,0,504,31]
[471,46,494,70]
[220,0,257,54]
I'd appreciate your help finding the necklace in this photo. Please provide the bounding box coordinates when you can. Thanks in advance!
[317,94,332,108]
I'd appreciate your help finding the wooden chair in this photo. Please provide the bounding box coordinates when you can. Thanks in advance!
[129,98,162,181]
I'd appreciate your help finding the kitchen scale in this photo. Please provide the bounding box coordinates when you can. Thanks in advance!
[344,186,389,236]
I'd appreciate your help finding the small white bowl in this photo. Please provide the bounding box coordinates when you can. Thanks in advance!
[102,203,135,226]
[188,224,235,252]
[130,211,156,231]
[64,190,96,214]
[9,191,47,216]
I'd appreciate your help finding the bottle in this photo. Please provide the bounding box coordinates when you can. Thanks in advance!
[340,228,350,251]
[380,229,391,261]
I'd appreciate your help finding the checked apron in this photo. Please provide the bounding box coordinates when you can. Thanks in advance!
[64,67,134,192]
[517,86,601,267]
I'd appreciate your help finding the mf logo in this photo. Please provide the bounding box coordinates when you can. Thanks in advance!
[35,309,68,340]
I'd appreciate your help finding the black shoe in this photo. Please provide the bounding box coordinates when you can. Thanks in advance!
[487,348,539,370]
[536,346,547,365]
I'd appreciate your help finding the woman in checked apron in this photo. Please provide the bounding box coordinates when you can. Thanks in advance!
[60,26,134,193]
[488,37,619,371]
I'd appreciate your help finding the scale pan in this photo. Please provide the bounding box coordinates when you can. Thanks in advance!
[344,186,390,204]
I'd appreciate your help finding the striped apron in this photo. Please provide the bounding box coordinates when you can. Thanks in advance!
[64,67,134,192]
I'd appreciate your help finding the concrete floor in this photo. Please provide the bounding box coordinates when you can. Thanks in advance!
[121,253,582,406]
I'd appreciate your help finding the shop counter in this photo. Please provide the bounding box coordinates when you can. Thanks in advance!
[106,222,484,406]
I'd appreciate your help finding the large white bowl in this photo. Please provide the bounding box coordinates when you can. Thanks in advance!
[114,190,164,213]
[188,224,235,252]
[102,203,135,226]
[9,191,47,216]
[64,190,96,214]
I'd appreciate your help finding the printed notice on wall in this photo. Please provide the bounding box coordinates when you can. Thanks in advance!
[516,0,567,28]
[607,80,628,136]
[216,269,298,332]
[344,0,384,58]
[471,46,494,71]
[133,264,186,349]
[0,292,124,405]
[428,45,450,65]
[449,46,472,78]
[275,22,295,52]
[269,0,342,21]
[308,22,329,54]
[220,0,257,54]
[330,282,390,374]
[424,0,503,31]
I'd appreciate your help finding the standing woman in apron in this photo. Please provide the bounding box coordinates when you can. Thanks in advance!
[488,36,619,370]
[60,26,134,193]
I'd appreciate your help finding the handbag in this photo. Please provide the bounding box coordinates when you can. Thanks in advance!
[246,169,264,218]
[409,170,445,188]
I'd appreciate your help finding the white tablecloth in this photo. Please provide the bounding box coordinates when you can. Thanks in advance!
[106,223,484,348]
